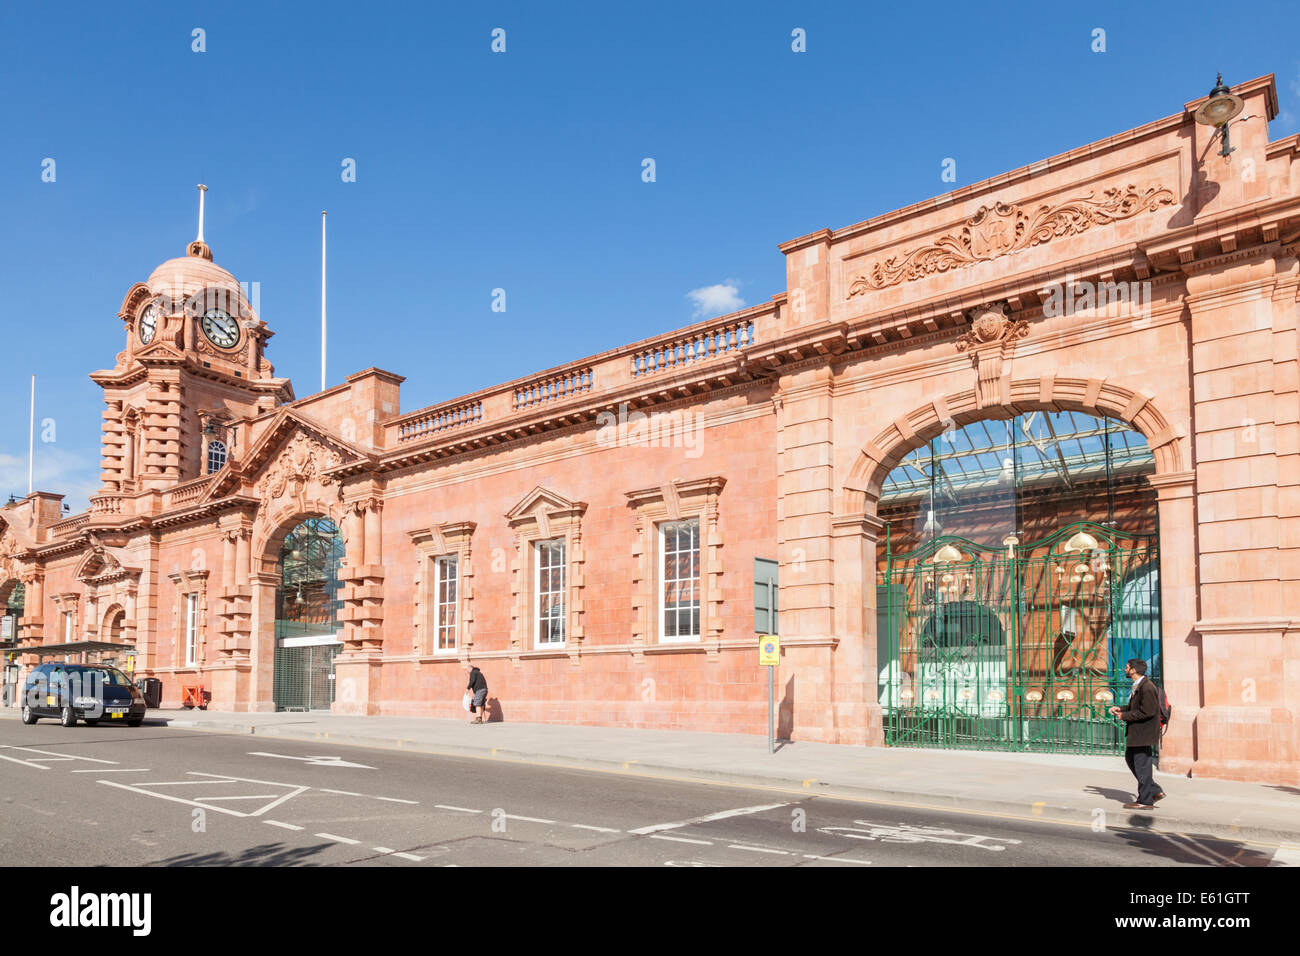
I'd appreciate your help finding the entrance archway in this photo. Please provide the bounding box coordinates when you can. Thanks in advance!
[873,408,1162,754]
[272,517,345,711]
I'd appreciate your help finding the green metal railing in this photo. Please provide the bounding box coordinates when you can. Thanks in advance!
[879,521,1160,754]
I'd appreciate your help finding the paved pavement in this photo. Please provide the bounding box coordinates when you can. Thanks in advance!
[4,706,1290,848]
[1,718,1292,867]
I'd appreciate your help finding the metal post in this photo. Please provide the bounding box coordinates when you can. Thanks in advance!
[768,664,774,754]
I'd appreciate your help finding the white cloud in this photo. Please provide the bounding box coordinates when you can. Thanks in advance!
[0,448,101,513]
[686,281,745,319]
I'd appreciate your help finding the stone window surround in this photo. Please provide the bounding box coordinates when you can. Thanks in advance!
[506,490,587,659]
[50,593,80,642]
[168,569,210,670]
[409,521,476,664]
[625,476,726,651]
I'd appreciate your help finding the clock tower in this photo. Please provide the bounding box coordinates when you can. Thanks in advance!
[91,191,293,494]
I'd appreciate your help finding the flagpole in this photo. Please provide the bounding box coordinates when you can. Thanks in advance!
[321,210,327,393]
[28,374,35,495]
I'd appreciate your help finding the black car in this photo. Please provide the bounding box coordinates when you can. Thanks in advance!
[22,663,146,727]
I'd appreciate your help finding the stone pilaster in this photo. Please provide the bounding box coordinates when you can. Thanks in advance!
[1184,249,1300,781]
[336,496,386,715]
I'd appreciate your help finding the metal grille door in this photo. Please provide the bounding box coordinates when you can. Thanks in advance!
[273,633,340,712]
[879,522,1160,754]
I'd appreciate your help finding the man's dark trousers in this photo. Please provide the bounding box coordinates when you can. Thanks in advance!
[1125,746,1160,805]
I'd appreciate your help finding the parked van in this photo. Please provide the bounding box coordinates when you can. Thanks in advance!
[22,663,146,727]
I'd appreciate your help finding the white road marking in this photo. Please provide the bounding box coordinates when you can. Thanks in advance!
[664,860,722,866]
[819,820,1022,852]
[650,835,714,845]
[372,846,395,854]
[0,749,117,770]
[320,789,362,796]
[393,852,425,861]
[0,745,118,765]
[376,796,419,804]
[629,802,790,835]
[264,820,304,831]
[249,752,375,769]
[435,804,482,813]
[571,824,622,833]
[99,780,249,817]
[801,853,873,865]
[1270,844,1300,867]
[728,844,789,855]
[316,832,361,845]
[0,753,50,769]
[504,814,555,824]
[71,768,150,773]
[191,794,283,801]
[136,779,238,787]
[98,772,309,818]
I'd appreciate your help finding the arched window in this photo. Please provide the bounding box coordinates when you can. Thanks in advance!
[207,440,227,474]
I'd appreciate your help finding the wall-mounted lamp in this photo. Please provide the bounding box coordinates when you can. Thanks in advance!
[1193,73,1244,159]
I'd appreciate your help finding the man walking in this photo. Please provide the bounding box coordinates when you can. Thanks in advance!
[466,665,488,724]
[1109,658,1165,809]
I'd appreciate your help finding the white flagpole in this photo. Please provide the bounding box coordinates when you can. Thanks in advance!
[27,374,35,495]
[321,210,327,393]
[197,184,207,242]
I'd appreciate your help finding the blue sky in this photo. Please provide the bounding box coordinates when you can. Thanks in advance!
[2,0,1298,510]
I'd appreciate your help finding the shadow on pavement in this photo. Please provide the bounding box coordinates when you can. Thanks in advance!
[1115,817,1274,866]
[1084,785,1135,803]
[149,842,333,867]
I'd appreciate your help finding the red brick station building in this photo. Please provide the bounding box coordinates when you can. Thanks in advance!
[3,74,1298,783]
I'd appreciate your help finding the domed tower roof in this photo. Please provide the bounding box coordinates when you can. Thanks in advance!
[143,239,257,321]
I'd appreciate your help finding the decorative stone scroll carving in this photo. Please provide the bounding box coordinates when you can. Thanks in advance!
[848,183,1176,294]
[257,433,343,504]
[955,302,1030,409]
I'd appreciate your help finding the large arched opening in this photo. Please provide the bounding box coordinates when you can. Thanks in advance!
[272,516,345,711]
[873,408,1161,754]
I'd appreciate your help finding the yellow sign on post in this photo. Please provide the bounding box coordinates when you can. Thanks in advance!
[759,635,780,666]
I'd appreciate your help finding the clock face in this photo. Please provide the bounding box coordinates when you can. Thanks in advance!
[138,305,157,344]
[201,309,240,349]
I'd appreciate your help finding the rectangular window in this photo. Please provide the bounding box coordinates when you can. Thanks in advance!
[754,558,779,635]
[535,538,566,647]
[63,611,74,643]
[659,519,701,642]
[185,593,198,667]
[434,555,458,653]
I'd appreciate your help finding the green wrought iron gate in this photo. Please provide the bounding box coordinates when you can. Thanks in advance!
[878,521,1160,754]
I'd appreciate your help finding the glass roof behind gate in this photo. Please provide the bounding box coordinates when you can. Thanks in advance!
[879,410,1155,503]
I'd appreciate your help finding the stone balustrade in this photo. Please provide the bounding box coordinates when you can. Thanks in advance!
[631,318,757,377]
[166,476,211,507]
[49,513,91,538]
[394,400,484,443]
[90,494,124,515]
[513,367,593,410]
[385,306,771,447]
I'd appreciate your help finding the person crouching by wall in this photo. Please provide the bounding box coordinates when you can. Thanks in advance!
[466,665,488,724]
